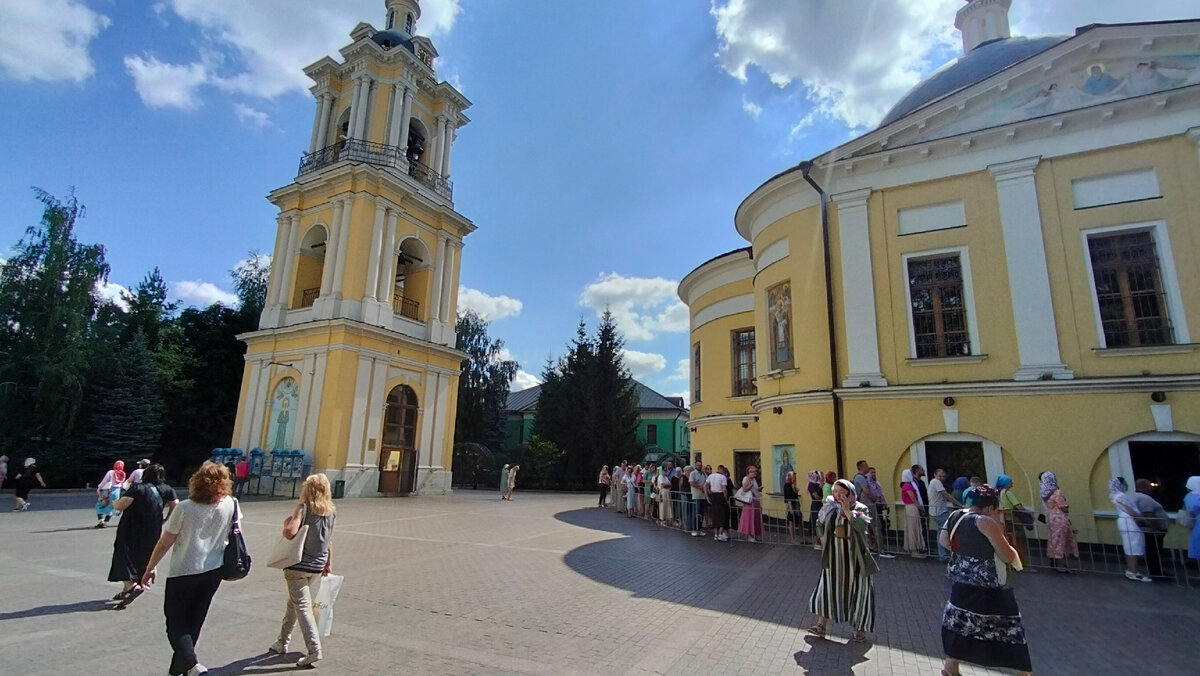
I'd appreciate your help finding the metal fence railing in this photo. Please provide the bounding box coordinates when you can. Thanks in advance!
[599,488,1200,587]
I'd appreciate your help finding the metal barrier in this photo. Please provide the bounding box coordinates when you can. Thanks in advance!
[600,489,1200,587]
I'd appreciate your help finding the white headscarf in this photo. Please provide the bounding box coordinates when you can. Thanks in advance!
[1186,476,1200,494]
[24,457,35,467]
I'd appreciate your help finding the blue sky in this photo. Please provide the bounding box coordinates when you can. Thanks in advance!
[2,0,1195,401]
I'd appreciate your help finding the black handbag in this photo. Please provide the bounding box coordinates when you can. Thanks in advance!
[221,498,252,581]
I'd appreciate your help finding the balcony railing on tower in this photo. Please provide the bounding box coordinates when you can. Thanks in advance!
[393,293,421,320]
[298,139,453,200]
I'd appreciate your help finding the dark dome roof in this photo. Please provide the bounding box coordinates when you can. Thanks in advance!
[878,35,1067,127]
[370,29,414,52]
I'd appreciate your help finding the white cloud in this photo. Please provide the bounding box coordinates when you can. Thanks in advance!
[458,286,522,321]
[233,103,271,128]
[125,0,461,108]
[0,0,110,83]
[579,273,689,342]
[668,358,690,382]
[742,97,763,118]
[670,391,692,408]
[124,55,210,109]
[96,280,130,311]
[172,280,239,307]
[621,349,666,380]
[712,0,1200,130]
[511,370,540,392]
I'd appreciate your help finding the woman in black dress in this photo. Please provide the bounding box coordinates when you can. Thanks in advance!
[13,458,45,511]
[108,464,167,603]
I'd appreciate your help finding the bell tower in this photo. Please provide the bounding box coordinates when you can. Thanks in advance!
[232,0,473,497]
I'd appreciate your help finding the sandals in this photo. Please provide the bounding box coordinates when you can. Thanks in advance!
[807,623,827,637]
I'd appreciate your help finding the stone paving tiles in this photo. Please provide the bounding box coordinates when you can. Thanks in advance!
[0,489,1196,675]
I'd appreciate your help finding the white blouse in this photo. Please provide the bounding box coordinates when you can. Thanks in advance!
[163,496,236,578]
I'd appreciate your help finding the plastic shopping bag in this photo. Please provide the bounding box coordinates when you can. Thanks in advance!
[313,574,344,637]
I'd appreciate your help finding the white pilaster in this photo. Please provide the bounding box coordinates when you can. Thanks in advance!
[376,209,399,303]
[398,87,413,152]
[387,84,406,147]
[346,78,363,139]
[989,157,1074,381]
[319,200,343,297]
[280,215,300,306]
[346,355,375,467]
[429,234,447,322]
[832,188,887,387]
[364,359,389,469]
[248,360,272,450]
[416,379,436,470]
[440,124,455,176]
[265,215,287,307]
[330,197,353,300]
[237,359,265,450]
[352,76,371,141]
[364,202,386,302]
[428,371,450,467]
[308,96,323,153]
[429,115,446,174]
[439,241,456,322]
[315,94,333,149]
[291,353,314,448]
[301,353,328,454]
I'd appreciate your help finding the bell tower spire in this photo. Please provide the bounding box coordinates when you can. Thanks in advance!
[955,0,1013,54]
[385,0,421,35]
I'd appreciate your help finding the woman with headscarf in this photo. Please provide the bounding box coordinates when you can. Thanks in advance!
[500,464,510,500]
[822,471,836,499]
[1184,476,1200,565]
[95,461,126,528]
[901,469,927,557]
[625,465,639,517]
[108,463,166,604]
[995,474,1030,569]
[1110,477,1151,582]
[939,485,1030,676]
[504,465,519,501]
[951,477,969,504]
[1039,471,1078,573]
[658,466,673,525]
[12,458,45,511]
[807,478,877,644]
[738,465,763,542]
[597,465,610,508]
[807,471,824,550]
[784,471,803,544]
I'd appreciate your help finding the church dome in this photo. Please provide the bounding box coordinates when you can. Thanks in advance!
[878,35,1067,127]
[371,29,414,52]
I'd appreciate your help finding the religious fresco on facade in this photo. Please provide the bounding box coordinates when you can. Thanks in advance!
[771,444,795,496]
[268,377,299,451]
[767,280,793,371]
[915,53,1200,143]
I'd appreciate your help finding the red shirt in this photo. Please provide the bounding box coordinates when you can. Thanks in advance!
[235,460,250,478]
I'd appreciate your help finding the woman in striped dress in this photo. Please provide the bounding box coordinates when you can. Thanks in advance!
[808,479,878,643]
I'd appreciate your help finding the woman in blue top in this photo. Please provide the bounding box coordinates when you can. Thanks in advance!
[1185,476,1200,562]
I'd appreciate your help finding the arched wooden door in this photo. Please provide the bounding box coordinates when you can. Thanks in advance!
[379,385,419,494]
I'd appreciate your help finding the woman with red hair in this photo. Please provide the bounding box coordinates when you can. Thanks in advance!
[95,461,126,528]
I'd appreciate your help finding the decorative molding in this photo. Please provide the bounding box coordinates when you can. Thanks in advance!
[752,391,833,412]
[905,354,988,366]
[834,373,1200,401]
[1093,344,1198,357]
[690,293,754,331]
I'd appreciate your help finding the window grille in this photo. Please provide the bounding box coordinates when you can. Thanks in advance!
[731,328,756,396]
[1087,230,1172,347]
[908,254,970,358]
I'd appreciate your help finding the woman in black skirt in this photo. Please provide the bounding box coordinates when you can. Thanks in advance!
[108,464,167,603]
[939,485,1030,676]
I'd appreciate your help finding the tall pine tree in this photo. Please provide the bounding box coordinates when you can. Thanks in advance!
[88,330,164,461]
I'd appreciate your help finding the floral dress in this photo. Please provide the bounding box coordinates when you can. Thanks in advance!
[1044,489,1078,559]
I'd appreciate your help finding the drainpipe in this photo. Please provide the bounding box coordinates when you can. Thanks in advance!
[797,160,846,479]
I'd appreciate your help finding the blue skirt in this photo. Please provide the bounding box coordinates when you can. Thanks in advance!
[96,487,122,517]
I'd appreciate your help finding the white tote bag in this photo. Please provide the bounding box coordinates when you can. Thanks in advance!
[313,574,344,637]
[267,506,309,569]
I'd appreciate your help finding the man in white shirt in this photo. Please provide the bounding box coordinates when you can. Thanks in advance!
[706,466,731,541]
[928,467,962,561]
[688,461,708,536]
[124,458,151,489]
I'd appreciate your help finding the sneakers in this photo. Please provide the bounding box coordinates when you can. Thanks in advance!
[185,664,207,676]
[878,552,897,559]
[1125,570,1152,583]
[717,534,729,542]
[268,640,289,655]
[297,653,323,668]
[95,522,106,528]
[747,537,757,543]
[690,530,699,537]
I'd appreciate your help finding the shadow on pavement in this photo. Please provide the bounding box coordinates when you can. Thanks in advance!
[794,635,870,675]
[0,599,111,621]
[206,652,300,676]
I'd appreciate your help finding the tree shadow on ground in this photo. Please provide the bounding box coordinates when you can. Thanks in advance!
[0,599,111,621]
[553,506,1200,676]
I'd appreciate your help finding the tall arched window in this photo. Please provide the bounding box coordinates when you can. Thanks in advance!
[386,9,396,29]
[404,12,414,34]
[383,385,419,449]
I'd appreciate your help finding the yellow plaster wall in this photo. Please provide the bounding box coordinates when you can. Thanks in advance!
[688,310,756,418]
[1041,137,1200,376]
[688,420,760,484]
[751,209,832,392]
[875,172,1019,383]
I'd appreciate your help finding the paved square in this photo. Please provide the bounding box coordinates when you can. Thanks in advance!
[1,491,1195,675]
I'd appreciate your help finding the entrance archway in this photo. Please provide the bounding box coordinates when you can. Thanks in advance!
[379,385,419,494]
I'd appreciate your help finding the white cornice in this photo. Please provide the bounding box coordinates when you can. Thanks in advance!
[687,413,758,429]
[834,374,1200,401]
[678,249,754,305]
[753,391,834,411]
[239,317,465,370]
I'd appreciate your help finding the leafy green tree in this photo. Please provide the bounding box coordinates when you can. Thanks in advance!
[524,436,565,489]
[232,252,269,319]
[453,311,518,454]
[0,189,110,448]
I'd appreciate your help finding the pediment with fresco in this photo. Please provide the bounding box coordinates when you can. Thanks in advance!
[909,51,1200,145]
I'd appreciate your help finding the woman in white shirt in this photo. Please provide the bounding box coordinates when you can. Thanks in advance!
[141,461,237,676]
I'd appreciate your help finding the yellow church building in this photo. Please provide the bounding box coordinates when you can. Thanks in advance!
[680,0,1200,541]
[231,0,471,497]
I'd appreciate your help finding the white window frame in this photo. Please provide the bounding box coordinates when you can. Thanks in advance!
[1080,220,1189,349]
[910,432,1004,502]
[901,246,981,359]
